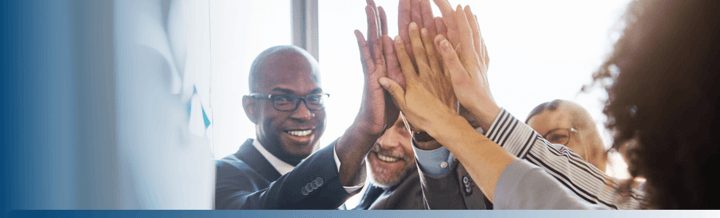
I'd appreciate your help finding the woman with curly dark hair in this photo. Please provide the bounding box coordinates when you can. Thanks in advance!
[590,0,720,209]
[380,0,720,209]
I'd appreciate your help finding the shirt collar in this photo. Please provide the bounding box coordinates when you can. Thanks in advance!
[252,139,295,176]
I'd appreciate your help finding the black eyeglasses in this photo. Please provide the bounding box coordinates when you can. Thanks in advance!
[247,93,330,112]
[542,128,577,146]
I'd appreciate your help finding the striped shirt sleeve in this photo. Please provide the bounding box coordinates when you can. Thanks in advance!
[486,108,643,209]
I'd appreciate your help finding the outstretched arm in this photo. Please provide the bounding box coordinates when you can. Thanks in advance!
[383,2,638,209]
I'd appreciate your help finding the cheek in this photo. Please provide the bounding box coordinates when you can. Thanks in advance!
[315,111,327,129]
[400,143,415,160]
[261,112,284,134]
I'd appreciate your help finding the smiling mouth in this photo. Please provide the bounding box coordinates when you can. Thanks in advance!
[374,152,401,163]
[285,129,313,137]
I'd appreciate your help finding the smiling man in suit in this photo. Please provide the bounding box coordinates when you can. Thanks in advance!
[355,115,424,209]
[214,46,359,209]
[214,8,401,207]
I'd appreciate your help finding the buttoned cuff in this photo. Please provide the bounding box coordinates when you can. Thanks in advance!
[334,144,365,194]
[412,141,454,177]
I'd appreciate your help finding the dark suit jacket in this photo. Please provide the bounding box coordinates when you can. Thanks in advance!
[354,168,425,209]
[417,157,493,209]
[215,139,352,209]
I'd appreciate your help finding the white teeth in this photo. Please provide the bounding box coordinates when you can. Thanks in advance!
[287,130,312,137]
[376,154,400,163]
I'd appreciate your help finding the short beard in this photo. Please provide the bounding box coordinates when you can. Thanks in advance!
[368,158,417,188]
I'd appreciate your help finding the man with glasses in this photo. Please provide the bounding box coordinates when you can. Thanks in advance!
[215,44,398,209]
[525,100,608,171]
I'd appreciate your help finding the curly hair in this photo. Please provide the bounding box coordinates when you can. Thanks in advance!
[591,0,720,208]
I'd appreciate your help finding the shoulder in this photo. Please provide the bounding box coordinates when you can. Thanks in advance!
[217,154,248,173]
[216,154,263,184]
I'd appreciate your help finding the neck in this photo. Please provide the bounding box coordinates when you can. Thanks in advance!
[258,139,306,166]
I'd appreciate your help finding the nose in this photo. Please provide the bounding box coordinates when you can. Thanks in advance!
[289,100,315,121]
[377,127,402,149]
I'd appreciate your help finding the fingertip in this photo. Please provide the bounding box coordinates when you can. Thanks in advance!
[409,22,418,31]
[440,40,451,52]
[378,77,390,86]
[394,35,403,44]
[421,28,428,37]
[379,77,398,92]
[356,29,367,38]
[434,34,446,45]
[464,5,471,13]
[456,4,462,11]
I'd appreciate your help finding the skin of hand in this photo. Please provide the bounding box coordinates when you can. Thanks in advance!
[407,21,458,150]
[378,27,515,203]
[432,1,489,67]
[380,2,516,202]
[432,3,498,131]
[399,0,447,71]
[335,0,401,187]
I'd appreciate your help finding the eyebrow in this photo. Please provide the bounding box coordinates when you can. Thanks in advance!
[270,87,323,94]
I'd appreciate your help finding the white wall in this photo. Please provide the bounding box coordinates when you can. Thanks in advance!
[209,0,292,159]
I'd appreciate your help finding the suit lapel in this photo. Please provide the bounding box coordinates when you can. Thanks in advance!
[235,139,282,181]
[355,185,386,210]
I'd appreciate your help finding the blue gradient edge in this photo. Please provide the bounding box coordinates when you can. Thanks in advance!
[6,210,720,218]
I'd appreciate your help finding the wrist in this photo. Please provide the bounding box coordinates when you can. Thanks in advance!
[467,103,501,132]
[424,111,466,139]
[337,123,379,159]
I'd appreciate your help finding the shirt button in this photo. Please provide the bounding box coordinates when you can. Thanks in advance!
[463,176,469,184]
[440,161,448,169]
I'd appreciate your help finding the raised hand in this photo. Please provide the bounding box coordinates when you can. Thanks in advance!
[433,5,498,132]
[378,26,458,135]
[399,0,445,70]
[384,3,516,202]
[335,0,398,187]
[408,22,456,116]
[351,0,398,136]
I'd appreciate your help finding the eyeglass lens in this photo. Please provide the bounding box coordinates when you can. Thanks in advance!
[545,129,571,145]
[271,94,326,111]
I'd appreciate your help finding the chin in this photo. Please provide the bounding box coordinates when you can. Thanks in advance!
[369,165,416,187]
[370,175,403,188]
[282,142,317,158]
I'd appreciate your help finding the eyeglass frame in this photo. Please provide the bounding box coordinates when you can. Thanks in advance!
[246,93,330,112]
[542,127,578,146]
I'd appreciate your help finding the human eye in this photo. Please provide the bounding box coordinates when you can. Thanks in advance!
[307,94,324,105]
[272,94,295,105]
[547,132,569,144]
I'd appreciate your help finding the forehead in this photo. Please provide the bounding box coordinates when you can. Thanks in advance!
[527,107,572,135]
[256,52,321,94]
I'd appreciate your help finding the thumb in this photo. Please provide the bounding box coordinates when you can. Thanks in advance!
[435,35,470,88]
[379,77,407,109]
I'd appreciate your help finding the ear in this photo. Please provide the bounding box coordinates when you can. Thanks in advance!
[242,96,260,124]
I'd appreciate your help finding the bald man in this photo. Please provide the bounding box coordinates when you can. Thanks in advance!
[525,99,608,171]
[215,44,396,209]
